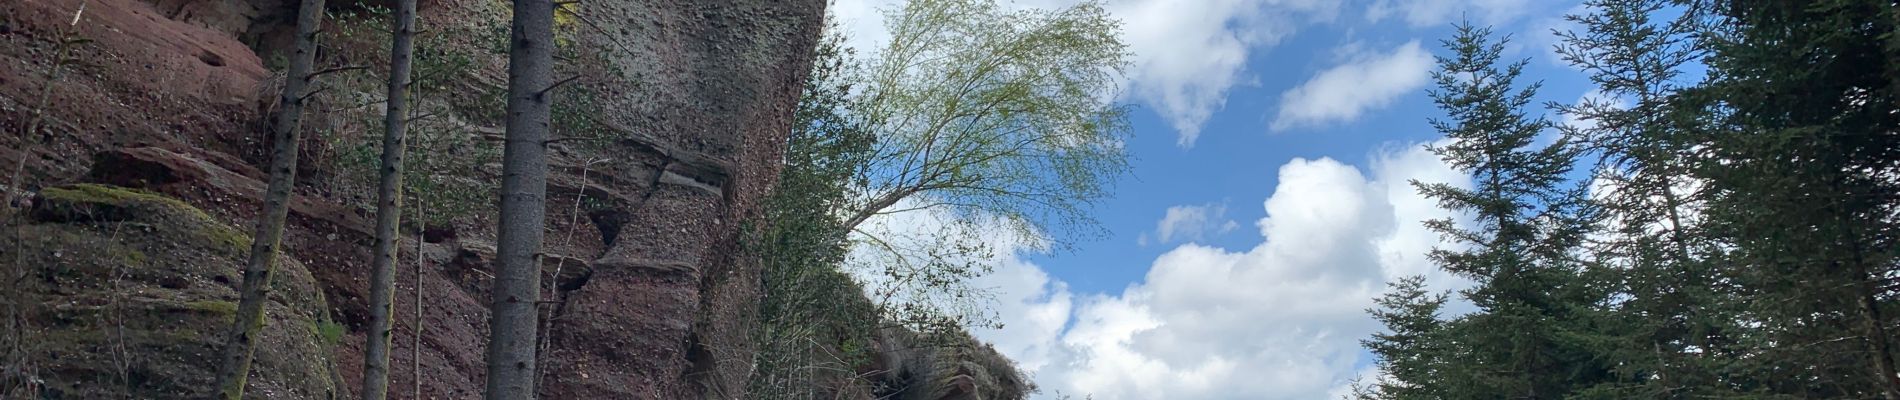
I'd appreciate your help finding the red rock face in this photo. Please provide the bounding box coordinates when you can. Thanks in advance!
[1,0,825,398]
[538,1,827,397]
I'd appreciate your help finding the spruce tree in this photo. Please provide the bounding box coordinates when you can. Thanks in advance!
[362,0,419,397]
[485,0,554,397]
[1413,22,1607,399]
[1552,1,1743,396]
[1684,0,1900,396]
[213,0,327,397]
[1358,276,1450,400]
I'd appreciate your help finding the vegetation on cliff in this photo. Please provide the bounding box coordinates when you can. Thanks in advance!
[6,0,1086,398]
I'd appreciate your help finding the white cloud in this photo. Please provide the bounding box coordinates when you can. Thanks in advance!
[944,142,1475,399]
[828,0,894,57]
[1529,3,1591,69]
[1587,165,1709,247]
[1152,202,1240,245]
[848,197,1045,329]
[1111,0,1339,147]
[1366,0,1534,28]
[1548,88,1633,148]
[973,258,1075,372]
[1270,40,1434,132]
[1559,89,1609,133]
[829,0,1342,148]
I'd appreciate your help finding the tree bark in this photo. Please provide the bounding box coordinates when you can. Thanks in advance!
[362,0,418,398]
[413,198,426,400]
[213,0,327,397]
[484,0,553,398]
[1859,276,1900,399]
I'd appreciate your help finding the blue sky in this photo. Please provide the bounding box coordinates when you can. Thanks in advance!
[834,0,1602,398]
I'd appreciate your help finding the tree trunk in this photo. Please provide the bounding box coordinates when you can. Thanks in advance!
[413,198,426,400]
[840,189,915,233]
[1859,277,1900,399]
[484,0,553,398]
[362,0,418,398]
[213,0,327,397]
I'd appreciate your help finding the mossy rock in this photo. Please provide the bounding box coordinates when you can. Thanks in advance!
[875,327,1033,400]
[2,184,338,399]
[33,183,251,254]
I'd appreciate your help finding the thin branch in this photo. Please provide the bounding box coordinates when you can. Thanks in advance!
[307,65,371,78]
[538,74,585,97]
[543,136,613,144]
[404,112,440,124]
[299,86,332,102]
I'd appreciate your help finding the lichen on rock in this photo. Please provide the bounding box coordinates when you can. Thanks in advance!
[3,184,338,399]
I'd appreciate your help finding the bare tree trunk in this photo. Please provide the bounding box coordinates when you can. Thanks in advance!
[484,0,553,398]
[1860,277,1900,399]
[213,0,327,397]
[412,197,426,400]
[362,0,418,397]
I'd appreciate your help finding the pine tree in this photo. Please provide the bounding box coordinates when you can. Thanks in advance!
[485,0,554,397]
[1413,22,1607,399]
[213,0,327,397]
[1683,0,1900,396]
[1358,276,1450,400]
[1552,1,1744,396]
[362,0,419,397]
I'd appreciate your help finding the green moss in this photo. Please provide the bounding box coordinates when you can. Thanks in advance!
[38,184,252,252]
[41,184,197,212]
[18,184,338,398]
[313,320,345,346]
[183,300,239,316]
[201,225,254,255]
[122,249,149,265]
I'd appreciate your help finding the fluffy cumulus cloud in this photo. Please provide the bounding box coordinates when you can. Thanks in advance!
[1271,40,1434,132]
[1107,0,1339,147]
[933,142,1476,399]
[828,0,1341,148]
[1366,0,1533,28]
[1143,202,1240,246]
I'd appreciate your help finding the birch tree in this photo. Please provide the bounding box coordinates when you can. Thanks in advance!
[842,0,1130,331]
[846,0,1129,238]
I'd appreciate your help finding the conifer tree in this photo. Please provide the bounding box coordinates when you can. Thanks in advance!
[362,0,419,397]
[1357,276,1450,400]
[1412,22,1607,399]
[485,0,554,397]
[1552,1,1743,396]
[1683,0,1900,396]
[213,0,327,397]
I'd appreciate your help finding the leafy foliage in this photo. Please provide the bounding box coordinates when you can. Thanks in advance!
[841,0,1132,335]
[848,0,1131,243]
[749,22,883,399]
[317,9,505,227]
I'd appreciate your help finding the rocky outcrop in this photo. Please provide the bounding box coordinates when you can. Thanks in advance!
[538,1,827,397]
[7,184,338,399]
[1,0,826,398]
[873,328,1034,400]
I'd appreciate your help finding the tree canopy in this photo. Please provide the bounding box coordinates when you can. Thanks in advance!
[1357,1,1900,398]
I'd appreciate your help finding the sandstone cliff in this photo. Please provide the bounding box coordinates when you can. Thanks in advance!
[1,0,822,397]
